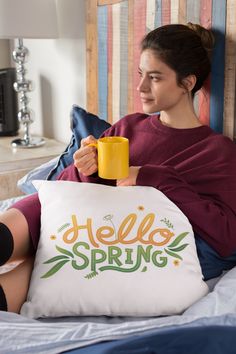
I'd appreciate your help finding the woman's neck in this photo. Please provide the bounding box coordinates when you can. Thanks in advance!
[159,94,202,129]
[159,112,202,129]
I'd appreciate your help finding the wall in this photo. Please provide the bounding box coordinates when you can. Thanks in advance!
[0,40,10,68]
[11,0,86,144]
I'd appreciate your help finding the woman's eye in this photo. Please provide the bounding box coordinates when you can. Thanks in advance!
[150,76,159,81]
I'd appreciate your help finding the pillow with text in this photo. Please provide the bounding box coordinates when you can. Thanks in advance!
[21,181,208,318]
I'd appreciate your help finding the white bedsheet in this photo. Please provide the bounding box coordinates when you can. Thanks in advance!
[0,195,26,212]
[0,267,235,354]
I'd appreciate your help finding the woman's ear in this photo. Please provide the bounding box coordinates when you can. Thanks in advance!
[182,75,197,92]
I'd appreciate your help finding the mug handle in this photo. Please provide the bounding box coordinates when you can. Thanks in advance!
[88,142,97,147]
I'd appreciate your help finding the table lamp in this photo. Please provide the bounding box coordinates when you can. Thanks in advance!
[0,0,58,148]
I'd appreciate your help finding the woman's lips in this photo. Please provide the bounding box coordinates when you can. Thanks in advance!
[140,98,154,103]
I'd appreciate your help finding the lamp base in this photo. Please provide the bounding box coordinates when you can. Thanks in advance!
[11,137,45,148]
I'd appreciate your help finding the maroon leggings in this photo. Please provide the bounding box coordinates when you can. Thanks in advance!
[10,193,41,250]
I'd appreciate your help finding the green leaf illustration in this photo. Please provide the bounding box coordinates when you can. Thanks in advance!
[41,259,70,278]
[164,248,183,260]
[57,223,70,233]
[160,218,174,229]
[43,255,69,264]
[141,266,147,272]
[56,245,74,258]
[168,243,189,252]
[168,232,189,248]
[85,271,99,279]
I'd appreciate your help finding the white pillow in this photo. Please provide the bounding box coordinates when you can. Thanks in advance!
[21,181,208,318]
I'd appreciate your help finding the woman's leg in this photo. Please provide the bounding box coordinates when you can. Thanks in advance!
[0,208,34,261]
[0,257,34,313]
[0,208,34,312]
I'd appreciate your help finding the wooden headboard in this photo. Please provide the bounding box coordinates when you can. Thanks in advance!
[86,0,236,140]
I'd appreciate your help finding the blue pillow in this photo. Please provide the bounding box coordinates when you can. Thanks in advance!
[47,105,111,180]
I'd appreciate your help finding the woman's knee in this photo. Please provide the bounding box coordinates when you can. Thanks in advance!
[0,209,32,261]
[0,223,14,266]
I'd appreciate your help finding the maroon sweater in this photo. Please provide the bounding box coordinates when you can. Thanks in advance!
[13,113,236,257]
[59,113,236,257]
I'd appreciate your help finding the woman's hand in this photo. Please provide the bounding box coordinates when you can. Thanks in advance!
[116,166,141,186]
[73,135,98,176]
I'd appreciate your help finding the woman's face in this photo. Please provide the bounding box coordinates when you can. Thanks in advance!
[137,49,185,114]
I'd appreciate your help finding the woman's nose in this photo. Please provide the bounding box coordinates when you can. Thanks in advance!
[137,76,149,92]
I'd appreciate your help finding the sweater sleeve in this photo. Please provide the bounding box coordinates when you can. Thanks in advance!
[136,164,236,257]
[57,163,116,186]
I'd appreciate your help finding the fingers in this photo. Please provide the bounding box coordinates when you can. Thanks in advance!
[116,178,128,187]
[80,135,97,148]
[73,144,96,163]
[73,135,98,176]
[74,148,97,176]
[116,166,141,186]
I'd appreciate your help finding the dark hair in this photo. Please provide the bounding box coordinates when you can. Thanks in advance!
[141,23,215,96]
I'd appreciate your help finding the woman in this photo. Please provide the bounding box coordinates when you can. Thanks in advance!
[1,23,236,313]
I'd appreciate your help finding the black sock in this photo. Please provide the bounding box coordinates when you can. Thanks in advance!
[0,285,7,311]
[0,222,14,266]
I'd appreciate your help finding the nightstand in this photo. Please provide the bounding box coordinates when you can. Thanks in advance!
[0,136,66,200]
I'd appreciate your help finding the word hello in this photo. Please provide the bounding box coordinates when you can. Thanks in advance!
[62,213,175,248]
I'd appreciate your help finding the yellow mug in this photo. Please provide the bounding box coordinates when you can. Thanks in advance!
[89,136,129,179]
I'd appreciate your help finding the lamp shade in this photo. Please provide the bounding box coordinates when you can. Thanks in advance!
[0,0,58,39]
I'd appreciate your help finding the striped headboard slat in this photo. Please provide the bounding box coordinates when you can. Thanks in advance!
[198,0,212,127]
[86,0,99,115]
[224,0,236,140]
[210,0,226,133]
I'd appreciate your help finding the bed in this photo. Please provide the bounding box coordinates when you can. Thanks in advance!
[1,189,236,354]
[0,125,236,352]
[1,214,236,354]
[1,1,236,353]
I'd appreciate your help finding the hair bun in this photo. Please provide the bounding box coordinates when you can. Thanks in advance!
[187,22,215,56]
